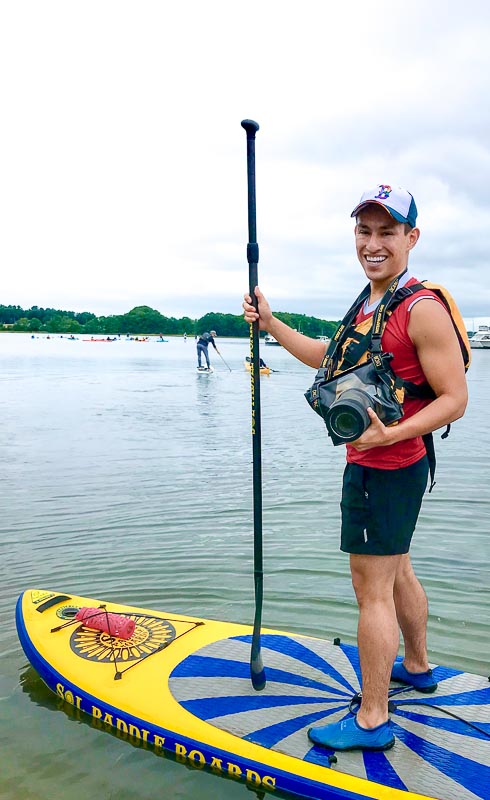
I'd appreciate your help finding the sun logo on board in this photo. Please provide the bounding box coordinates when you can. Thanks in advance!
[70,615,176,663]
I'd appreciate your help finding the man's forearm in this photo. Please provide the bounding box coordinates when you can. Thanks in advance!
[387,391,468,445]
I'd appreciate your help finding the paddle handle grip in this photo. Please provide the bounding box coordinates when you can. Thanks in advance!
[75,607,135,639]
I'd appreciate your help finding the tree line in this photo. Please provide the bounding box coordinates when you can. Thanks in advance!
[0,304,339,338]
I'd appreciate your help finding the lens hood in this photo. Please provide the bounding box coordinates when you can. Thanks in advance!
[325,388,374,444]
[304,354,404,446]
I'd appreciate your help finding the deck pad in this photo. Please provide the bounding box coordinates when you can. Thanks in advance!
[170,632,490,800]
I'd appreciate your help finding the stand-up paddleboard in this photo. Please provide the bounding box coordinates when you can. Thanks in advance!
[16,589,490,800]
[196,366,214,373]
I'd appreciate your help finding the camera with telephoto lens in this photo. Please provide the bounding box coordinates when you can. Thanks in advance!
[304,356,404,446]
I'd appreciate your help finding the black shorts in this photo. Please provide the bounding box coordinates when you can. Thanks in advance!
[340,456,429,555]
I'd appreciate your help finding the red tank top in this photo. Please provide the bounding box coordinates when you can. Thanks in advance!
[345,279,446,470]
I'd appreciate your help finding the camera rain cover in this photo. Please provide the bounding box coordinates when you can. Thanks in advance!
[305,355,404,443]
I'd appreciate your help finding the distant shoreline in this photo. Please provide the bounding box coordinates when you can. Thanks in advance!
[1,304,339,340]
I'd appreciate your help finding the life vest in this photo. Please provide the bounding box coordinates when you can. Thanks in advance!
[321,271,470,489]
[323,275,470,382]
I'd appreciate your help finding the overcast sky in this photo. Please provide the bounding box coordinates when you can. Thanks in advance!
[2,0,490,327]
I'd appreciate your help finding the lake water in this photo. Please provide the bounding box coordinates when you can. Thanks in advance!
[1,332,489,800]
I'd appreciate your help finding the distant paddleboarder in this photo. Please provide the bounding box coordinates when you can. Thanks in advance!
[197,330,220,370]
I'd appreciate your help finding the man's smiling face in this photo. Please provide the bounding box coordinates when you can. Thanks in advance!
[354,204,419,289]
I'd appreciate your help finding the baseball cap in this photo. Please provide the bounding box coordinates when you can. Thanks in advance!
[210,330,217,336]
[351,184,417,228]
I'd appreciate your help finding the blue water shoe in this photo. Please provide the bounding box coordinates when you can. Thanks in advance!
[308,716,395,751]
[391,661,438,693]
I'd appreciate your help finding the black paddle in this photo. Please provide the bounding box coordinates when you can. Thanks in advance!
[241,118,266,691]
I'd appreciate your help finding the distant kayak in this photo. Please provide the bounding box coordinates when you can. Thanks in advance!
[244,360,270,376]
[83,338,118,343]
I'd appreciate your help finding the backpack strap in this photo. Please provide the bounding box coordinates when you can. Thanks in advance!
[370,279,440,400]
[423,433,436,492]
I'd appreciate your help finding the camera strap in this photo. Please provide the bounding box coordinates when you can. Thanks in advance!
[322,270,408,377]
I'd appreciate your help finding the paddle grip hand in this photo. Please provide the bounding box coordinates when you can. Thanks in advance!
[243,287,272,331]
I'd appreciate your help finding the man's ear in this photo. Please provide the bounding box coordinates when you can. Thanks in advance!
[407,226,420,250]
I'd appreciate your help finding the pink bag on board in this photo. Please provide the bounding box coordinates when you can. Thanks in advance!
[75,607,135,639]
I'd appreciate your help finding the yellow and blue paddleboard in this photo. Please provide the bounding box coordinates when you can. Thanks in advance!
[16,589,490,800]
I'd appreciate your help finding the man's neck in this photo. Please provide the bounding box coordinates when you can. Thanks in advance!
[368,269,409,304]
[366,269,411,308]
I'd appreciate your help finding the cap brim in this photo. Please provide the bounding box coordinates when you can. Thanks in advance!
[351,200,407,225]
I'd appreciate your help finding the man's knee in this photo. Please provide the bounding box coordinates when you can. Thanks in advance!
[350,554,401,604]
[394,554,417,585]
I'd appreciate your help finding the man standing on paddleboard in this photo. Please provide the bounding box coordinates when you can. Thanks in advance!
[243,184,468,752]
[197,330,220,371]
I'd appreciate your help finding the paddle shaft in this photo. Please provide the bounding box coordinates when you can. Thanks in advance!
[217,350,232,371]
[241,119,266,691]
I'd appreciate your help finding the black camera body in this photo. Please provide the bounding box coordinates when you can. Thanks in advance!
[305,356,404,446]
